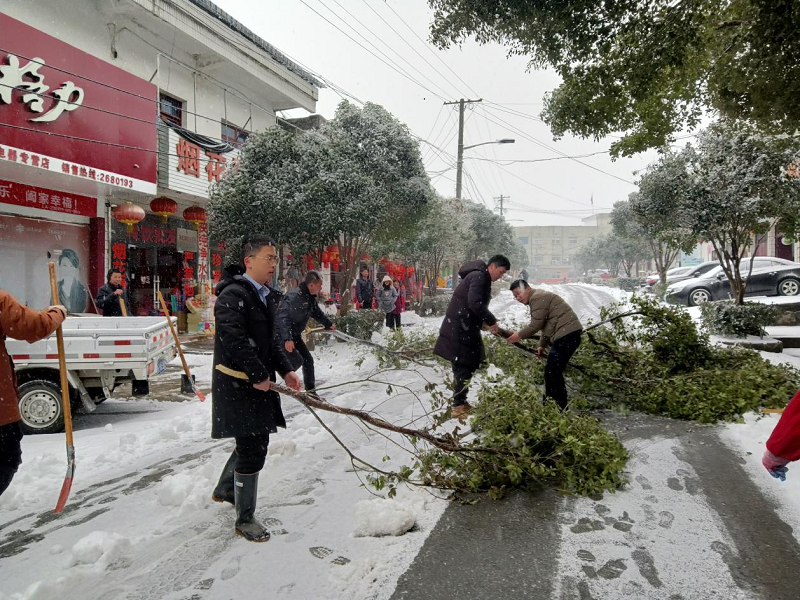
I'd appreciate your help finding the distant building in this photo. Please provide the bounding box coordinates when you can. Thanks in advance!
[513,213,612,280]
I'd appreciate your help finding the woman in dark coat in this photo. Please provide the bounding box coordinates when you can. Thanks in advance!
[210,238,300,542]
[434,255,510,420]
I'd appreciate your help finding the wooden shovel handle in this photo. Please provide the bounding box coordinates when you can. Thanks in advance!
[157,291,191,378]
[48,262,74,446]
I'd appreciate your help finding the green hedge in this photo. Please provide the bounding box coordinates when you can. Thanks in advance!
[332,309,385,339]
[699,301,779,338]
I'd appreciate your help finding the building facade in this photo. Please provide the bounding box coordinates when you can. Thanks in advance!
[1,0,321,330]
[514,213,613,280]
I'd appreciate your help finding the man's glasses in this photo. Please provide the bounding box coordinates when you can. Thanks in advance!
[250,254,278,264]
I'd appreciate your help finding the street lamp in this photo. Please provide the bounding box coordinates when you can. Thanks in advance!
[456,139,515,201]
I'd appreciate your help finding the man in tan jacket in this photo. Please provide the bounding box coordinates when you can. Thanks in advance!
[0,289,66,496]
[506,280,582,409]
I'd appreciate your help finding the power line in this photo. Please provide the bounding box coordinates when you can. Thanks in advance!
[465,150,612,164]
[476,109,636,185]
[297,0,447,101]
[382,2,481,98]
[359,0,468,98]
[325,0,457,100]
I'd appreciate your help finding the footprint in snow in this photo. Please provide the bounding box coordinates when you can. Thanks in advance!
[309,546,351,565]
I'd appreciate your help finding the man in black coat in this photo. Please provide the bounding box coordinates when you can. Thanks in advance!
[275,270,335,395]
[96,269,128,316]
[355,267,375,310]
[434,255,510,420]
[210,237,301,542]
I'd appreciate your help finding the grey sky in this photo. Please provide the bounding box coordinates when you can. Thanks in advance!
[214,0,663,226]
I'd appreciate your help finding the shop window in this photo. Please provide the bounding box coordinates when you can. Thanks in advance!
[222,121,249,148]
[159,93,184,126]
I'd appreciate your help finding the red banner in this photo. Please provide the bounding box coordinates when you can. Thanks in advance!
[0,178,95,218]
[0,13,157,192]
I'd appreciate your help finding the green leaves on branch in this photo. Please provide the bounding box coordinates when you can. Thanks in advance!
[429,0,800,156]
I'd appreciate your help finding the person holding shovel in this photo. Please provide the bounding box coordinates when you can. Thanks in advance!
[96,269,128,317]
[506,280,582,409]
[0,289,66,496]
[210,237,302,542]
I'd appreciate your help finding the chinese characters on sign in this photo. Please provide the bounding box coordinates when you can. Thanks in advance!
[129,225,177,246]
[175,137,234,183]
[0,53,85,122]
[183,251,195,297]
[0,143,138,190]
[197,223,209,281]
[0,179,96,218]
[112,243,128,286]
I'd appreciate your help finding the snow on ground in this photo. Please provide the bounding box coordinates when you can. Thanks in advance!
[554,436,753,599]
[0,308,470,600]
[720,413,800,548]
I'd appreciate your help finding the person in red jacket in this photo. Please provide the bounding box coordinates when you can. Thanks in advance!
[0,289,66,496]
[762,389,800,481]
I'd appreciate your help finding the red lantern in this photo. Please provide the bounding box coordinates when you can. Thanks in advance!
[112,201,145,234]
[150,196,177,223]
[332,260,340,271]
[322,251,331,263]
[183,205,207,230]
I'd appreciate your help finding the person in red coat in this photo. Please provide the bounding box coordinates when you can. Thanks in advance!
[762,389,800,481]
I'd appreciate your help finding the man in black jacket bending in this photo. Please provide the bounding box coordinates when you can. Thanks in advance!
[275,271,335,396]
[96,269,128,316]
[210,237,302,542]
[434,255,510,421]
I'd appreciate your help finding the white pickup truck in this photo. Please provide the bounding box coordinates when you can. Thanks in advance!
[7,316,178,434]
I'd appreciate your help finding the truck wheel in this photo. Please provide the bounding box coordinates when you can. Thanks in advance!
[18,380,65,435]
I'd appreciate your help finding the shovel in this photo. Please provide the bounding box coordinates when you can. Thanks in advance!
[49,262,75,514]
[157,291,205,401]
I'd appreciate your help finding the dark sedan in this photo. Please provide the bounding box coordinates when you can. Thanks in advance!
[665,258,800,306]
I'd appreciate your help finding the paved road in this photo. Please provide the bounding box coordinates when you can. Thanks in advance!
[392,284,800,600]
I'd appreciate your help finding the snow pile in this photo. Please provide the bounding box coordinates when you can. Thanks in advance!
[484,364,505,381]
[353,498,417,537]
[156,463,215,511]
[68,530,132,568]
[0,452,62,510]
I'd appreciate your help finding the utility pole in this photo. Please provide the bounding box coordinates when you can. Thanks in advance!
[494,195,509,216]
[444,98,482,202]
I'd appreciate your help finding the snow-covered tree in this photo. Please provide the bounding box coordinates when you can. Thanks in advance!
[209,101,434,309]
[682,123,800,304]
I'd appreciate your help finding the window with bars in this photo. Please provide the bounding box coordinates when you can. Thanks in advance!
[159,93,184,127]
[222,121,250,148]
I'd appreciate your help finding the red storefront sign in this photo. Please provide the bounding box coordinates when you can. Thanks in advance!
[0,13,157,193]
[0,179,95,218]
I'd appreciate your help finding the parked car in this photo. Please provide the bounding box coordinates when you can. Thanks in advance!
[665,261,723,286]
[645,266,693,287]
[665,258,800,306]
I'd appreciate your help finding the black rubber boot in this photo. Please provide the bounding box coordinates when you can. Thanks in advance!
[234,472,270,542]
[211,451,236,505]
[0,465,17,497]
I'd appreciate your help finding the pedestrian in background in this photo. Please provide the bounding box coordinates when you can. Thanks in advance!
[355,267,375,310]
[388,278,404,329]
[376,275,399,329]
